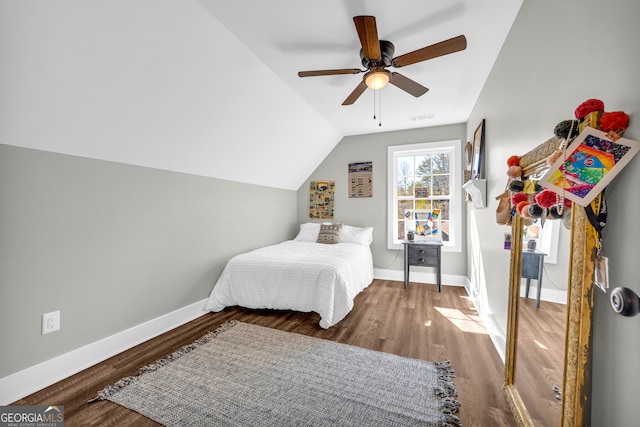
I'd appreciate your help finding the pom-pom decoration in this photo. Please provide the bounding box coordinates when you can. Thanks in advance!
[507,155,520,167]
[509,180,525,193]
[554,120,580,140]
[535,189,558,209]
[507,165,523,179]
[528,204,544,219]
[575,98,605,119]
[516,201,530,216]
[599,111,629,133]
[511,192,529,206]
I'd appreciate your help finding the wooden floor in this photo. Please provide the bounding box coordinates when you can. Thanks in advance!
[15,280,517,426]
[515,297,566,426]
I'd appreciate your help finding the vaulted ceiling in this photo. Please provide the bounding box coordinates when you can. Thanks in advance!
[0,0,522,190]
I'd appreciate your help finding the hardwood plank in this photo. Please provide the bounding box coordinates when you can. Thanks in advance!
[514,296,566,426]
[14,280,517,426]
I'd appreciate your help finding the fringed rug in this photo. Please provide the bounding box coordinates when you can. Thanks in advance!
[91,321,461,426]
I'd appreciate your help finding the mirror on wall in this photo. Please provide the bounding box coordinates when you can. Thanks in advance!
[503,137,597,426]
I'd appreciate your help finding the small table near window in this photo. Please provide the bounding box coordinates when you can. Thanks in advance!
[521,249,546,308]
[402,240,443,291]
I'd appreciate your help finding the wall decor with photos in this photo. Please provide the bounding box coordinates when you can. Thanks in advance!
[309,180,335,219]
[348,161,373,198]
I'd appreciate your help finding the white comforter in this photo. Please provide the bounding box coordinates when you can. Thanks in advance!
[205,240,374,328]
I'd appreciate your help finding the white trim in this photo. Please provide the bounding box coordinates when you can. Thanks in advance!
[518,283,568,305]
[0,299,209,405]
[463,279,506,362]
[373,268,467,287]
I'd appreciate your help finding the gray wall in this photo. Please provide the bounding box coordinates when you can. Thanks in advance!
[467,0,640,424]
[0,144,297,378]
[297,124,467,277]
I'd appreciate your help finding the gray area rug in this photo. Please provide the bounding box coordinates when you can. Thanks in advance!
[91,321,461,426]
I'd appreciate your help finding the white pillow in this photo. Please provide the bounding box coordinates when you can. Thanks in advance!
[293,222,322,242]
[340,225,374,246]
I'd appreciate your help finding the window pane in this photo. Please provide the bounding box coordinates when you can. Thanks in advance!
[415,155,431,175]
[397,220,406,240]
[432,175,450,196]
[440,220,450,242]
[433,200,450,220]
[397,177,415,196]
[398,200,413,218]
[432,153,450,174]
[415,176,431,194]
[415,200,431,210]
[398,157,414,177]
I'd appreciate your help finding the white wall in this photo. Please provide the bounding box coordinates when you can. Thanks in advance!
[0,0,341,191]
[0,144,297,380]
[467,0,640,424]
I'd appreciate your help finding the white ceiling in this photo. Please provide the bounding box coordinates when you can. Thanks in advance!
[198,0,523,136]
[1,0,522,190]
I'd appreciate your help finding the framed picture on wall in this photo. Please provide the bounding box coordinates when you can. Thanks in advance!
[471,119,485,180]
[348,161,373,198]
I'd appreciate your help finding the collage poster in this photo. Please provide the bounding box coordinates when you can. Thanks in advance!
[309,180,335,219]
[540,127,639,206]
[348,161,373,198]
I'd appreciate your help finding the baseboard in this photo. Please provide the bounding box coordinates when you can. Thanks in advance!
[0,299,209,405]
[519,286,568,305]
[462,279,506,362]
[373,268,467,287]
[480,312,506,362]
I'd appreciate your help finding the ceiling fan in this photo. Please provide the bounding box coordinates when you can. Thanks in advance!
[298,16,467,105]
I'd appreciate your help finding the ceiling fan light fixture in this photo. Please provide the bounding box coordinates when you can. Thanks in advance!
[364,69,390,90]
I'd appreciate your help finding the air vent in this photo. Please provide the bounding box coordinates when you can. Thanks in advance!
[410,114,436,121]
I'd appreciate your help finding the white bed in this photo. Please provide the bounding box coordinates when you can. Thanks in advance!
[205,223,374,328]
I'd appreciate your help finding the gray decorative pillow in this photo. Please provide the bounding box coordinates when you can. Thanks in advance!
[316,223,343,244]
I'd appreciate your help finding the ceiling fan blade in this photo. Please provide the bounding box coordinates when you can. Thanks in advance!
[342,81,368,105]
[353,16,381,61]
[298,68,362,77]
[392,35,467,68]
[389,72,429,97]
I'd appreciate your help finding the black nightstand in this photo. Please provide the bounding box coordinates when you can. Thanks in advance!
[402,240,443,291]
[521,249,546,308]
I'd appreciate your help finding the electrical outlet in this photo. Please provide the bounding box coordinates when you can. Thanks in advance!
[42,311,60,335]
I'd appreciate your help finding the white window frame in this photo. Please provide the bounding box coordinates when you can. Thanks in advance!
[524,219,560,264]
[387,140,462,252]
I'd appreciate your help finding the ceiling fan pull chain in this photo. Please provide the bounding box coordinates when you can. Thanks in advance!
[373,88,377,120]
[378,89,382,127]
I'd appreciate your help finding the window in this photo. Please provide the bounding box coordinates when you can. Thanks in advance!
[524,219,560,264]
[388,140,461,251]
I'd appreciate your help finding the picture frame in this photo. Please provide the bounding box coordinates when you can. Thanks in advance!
[471,119,485,180]
[540,127,640,206]
[309,180,335,219]
[348,161,373,198]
